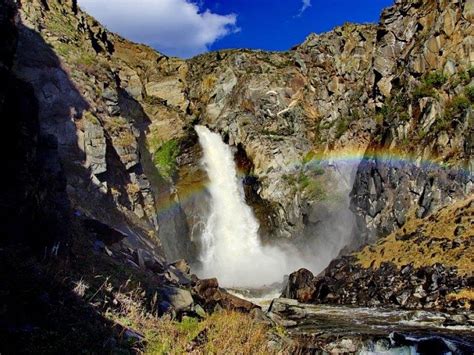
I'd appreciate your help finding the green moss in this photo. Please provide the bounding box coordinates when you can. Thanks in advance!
[153,139,180,179]
[84,111,100,125]
[374,113,384,126]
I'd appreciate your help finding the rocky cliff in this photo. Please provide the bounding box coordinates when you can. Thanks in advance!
[6,0,474,271]
[283,196,473,311]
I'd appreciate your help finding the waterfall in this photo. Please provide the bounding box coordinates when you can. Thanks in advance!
[195,125,289,287]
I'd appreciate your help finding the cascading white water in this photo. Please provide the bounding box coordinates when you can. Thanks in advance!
[195,125,290,287]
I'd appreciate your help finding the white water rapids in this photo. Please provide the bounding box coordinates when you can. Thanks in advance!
[195,125,292,287]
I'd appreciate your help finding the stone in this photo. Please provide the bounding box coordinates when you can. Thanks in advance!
[157,286,194,312]
[377,75,393,97]
[281,268,316,303]
[145,78,188,111]
[84,118,107,175]
[464,0,474,22]
[192,278,257,313]
[169,259,191,274]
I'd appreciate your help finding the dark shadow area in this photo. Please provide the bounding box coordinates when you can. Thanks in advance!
[0,1,162,352]
[117,87,198,261]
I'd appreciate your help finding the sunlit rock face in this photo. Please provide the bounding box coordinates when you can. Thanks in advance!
[14,0,473,269]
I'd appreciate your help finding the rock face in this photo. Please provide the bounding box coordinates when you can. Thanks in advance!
[11,0,473,268]
[282,197,474,311]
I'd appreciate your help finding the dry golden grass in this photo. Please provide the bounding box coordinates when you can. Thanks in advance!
[356,197,474,275]
[106,287,275,355]
[447,288,474,302]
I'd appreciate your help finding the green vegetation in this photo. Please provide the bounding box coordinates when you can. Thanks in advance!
[115,132,136,147]
[84,111,100,125]
[465,85,474,103]
[413,83,437,99]
[423,70,448,88]
[104,117,127,135]
[412,71,448,100]
[334,118,350,139]
[377,93,411,125]
[443,95,471,125]
[298,173,326,200]
[153,139,180,179]
[432,115,451,132]
[334,109,362,139]
[469,66,474,78]
[356,197,474,275]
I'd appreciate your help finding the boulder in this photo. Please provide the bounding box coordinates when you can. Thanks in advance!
[157,286,193,312]
[192,278,258,313]
[281,268,316,302]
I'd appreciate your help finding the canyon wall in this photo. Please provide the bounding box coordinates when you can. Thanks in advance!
[9,0,474,266]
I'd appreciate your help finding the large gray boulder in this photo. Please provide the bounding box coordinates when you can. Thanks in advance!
[158,286,193,311]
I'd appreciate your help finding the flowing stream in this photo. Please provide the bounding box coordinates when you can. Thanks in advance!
[195,125,293,287]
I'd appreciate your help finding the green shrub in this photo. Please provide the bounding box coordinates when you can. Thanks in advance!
[449,95,470,113]
[153,139,180,179]
[399,112,410,122]
[335,118,350,139]
[432,115,451,132]
[374,113,384,126]
[465,85,474,103]
[458,71,469,84]
[413,84,437,99]
[437,95,471,132]
[298,173,326,200]
[423,71,448,88]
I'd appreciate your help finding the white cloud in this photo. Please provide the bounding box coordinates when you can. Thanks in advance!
[77,0,239,58]
[297,0,311,16]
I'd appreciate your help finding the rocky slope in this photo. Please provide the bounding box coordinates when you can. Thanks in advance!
[0,1,260,352]
[283,196,473,311]
[11,0,473,266]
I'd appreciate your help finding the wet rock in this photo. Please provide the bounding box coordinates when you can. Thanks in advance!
[192,278,258,313]
[281,268,316,302]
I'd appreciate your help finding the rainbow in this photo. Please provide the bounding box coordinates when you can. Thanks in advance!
[154,145,472,218]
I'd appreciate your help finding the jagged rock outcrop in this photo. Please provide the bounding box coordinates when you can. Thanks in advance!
[350,0,474,242]
[8,0,474,279]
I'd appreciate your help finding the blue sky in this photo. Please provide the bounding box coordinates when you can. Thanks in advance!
[204,0,394,52]
[78,0,394,58]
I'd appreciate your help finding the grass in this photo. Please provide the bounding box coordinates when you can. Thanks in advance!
[447,288,474,302]
[115,132,136,147]
[356,196,474,275]
[106,286,274,354]
[298,173,326,201]
[153,139,180,179]
[104,117,128,135]
[413,83,437,100]
[440,95,471,130]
